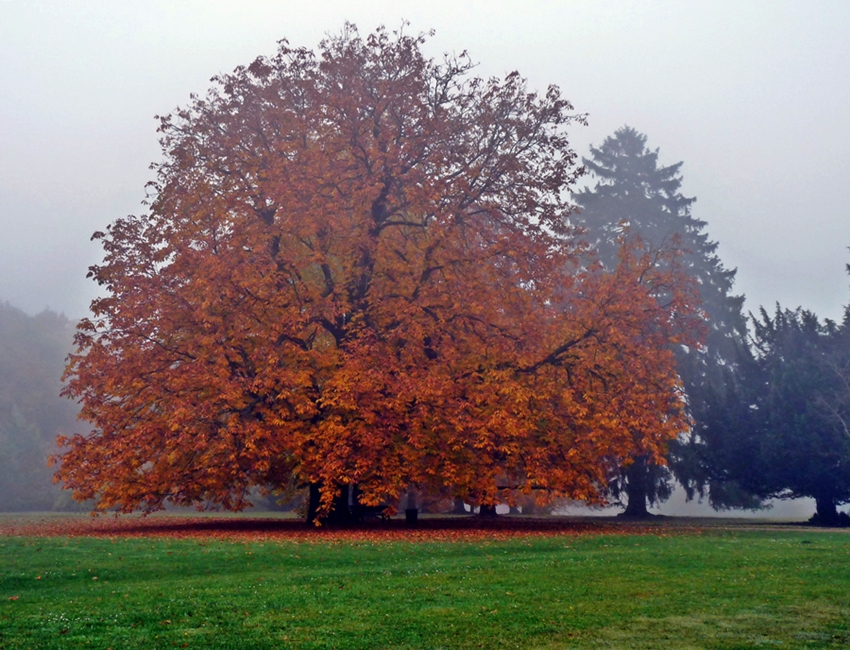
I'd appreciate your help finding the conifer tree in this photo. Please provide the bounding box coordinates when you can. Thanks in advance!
[574,126,748,516]
[730,305,850,524]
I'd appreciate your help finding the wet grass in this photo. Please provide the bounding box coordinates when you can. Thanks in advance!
[1,522,849,648]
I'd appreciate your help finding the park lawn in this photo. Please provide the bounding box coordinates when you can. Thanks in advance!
[1,522,849,649]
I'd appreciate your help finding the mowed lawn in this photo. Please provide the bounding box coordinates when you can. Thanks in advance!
[1,516,849,649]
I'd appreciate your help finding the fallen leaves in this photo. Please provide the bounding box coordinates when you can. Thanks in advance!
[0,514,692,544]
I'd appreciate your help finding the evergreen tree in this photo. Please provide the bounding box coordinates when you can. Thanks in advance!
[729,306,850,524]
[574,126,749,516]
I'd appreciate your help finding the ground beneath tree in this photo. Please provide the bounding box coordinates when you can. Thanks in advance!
[0,512,831,542]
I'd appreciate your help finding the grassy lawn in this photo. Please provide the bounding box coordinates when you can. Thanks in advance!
[1,517,849,649]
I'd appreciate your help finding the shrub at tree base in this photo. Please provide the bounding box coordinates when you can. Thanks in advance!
[54,25,702,521]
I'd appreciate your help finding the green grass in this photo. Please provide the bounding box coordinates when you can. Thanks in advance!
[2,525,850,648]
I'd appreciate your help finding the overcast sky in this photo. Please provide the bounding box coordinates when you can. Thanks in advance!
[2,0,849,323]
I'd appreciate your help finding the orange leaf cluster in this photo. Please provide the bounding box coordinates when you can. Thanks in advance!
[54,26,702,519]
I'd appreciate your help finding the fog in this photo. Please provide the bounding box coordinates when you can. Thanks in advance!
[1,1,848,518]
[556,490,819,521]
[2,1,848,322]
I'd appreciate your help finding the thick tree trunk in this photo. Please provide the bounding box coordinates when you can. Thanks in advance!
[814,495,839,526]
[479,504,498,518]
[306,482,321,524]
[451,497,467,514]
[405,484,419,525]
[305,482,352,525]
[622,456,650,518]
[327,484,352,524]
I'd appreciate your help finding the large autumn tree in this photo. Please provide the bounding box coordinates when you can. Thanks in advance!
[573,126,747,517]
[55,26,701,521]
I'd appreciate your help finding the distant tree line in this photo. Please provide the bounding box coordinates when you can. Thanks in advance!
[0,303,80,511]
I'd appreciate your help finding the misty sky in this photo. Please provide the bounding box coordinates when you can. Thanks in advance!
[2,0,849,323]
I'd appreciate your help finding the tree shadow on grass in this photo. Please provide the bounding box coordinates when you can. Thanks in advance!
[1,513,668,541]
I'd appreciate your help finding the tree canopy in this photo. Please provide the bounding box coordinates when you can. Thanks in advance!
[55,26,701,521]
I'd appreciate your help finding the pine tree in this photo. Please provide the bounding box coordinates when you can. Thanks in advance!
[574,126,749,516]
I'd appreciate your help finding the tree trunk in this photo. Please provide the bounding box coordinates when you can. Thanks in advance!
[622,456,650,518]
[306,482,321,524]
[451,497,467,515]
[814,495,839,526]
[305,482,352,525]
[405,484,419,526]
[326,484,352,524]
[479,504,498,518]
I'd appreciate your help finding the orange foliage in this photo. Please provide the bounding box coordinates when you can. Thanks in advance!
[54,25,702,519]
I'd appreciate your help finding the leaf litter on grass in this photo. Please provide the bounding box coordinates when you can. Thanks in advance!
[0,514,698,544]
